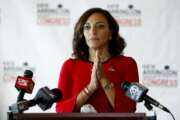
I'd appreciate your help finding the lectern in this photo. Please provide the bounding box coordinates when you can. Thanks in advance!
[8,112,147,120]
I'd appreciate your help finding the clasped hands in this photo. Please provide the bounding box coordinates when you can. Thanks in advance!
[87,50,109,93]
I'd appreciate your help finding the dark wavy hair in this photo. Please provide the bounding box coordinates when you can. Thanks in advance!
[72,8,126,60]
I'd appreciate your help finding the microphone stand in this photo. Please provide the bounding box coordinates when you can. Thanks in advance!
[144,101,157,120]
[17,90,25,102]
[143,100,175,120]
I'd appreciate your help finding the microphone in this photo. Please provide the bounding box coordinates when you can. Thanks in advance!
[121,81,170,113]
[15,70,35,102]
[34,86,62,110]
[9,86,62,113]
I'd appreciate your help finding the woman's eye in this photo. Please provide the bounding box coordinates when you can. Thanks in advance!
[83,23,105,31]
[96,24,105,29]
[83,24,90,30]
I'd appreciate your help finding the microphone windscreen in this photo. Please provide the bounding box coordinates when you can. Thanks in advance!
[35,87,62,111]
[122,81,149,102]
[51,88,62,102]
[121,81,131,91]
[24,70,33,78]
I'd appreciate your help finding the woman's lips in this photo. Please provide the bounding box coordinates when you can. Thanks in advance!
[90,37,99,41]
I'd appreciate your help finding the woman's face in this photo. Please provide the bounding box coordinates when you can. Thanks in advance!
[83,12,112,50]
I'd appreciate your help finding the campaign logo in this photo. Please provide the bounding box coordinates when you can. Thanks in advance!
[142,64,178,87]
[107,4,142,27]
[2,61,35,83]
[37,3,70,26]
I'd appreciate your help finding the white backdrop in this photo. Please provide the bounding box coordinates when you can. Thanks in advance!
[0,0,180,120]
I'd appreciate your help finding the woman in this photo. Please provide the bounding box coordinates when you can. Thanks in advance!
[56,8,139,112]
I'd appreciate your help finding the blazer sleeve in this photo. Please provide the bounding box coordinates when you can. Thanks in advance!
[56,59,77,112]
[114,57,139,112]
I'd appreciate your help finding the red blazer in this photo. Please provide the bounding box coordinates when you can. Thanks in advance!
[56,55,139,112]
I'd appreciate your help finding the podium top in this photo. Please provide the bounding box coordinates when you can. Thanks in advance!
[8,112,147,120]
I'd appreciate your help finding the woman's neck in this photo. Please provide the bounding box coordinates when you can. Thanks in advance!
[89,48,111,63]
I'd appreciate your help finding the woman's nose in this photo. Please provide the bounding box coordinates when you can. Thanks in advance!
[89,26,97,35]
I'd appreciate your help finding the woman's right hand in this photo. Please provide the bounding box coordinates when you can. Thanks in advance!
[88,50,101,92]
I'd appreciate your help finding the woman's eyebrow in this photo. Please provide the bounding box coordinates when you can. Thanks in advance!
[85,21,105,24]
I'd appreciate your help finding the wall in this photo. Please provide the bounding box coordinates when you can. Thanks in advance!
[0,0,180,120]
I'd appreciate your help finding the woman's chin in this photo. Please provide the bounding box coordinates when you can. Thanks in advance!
[89,46,100,50]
